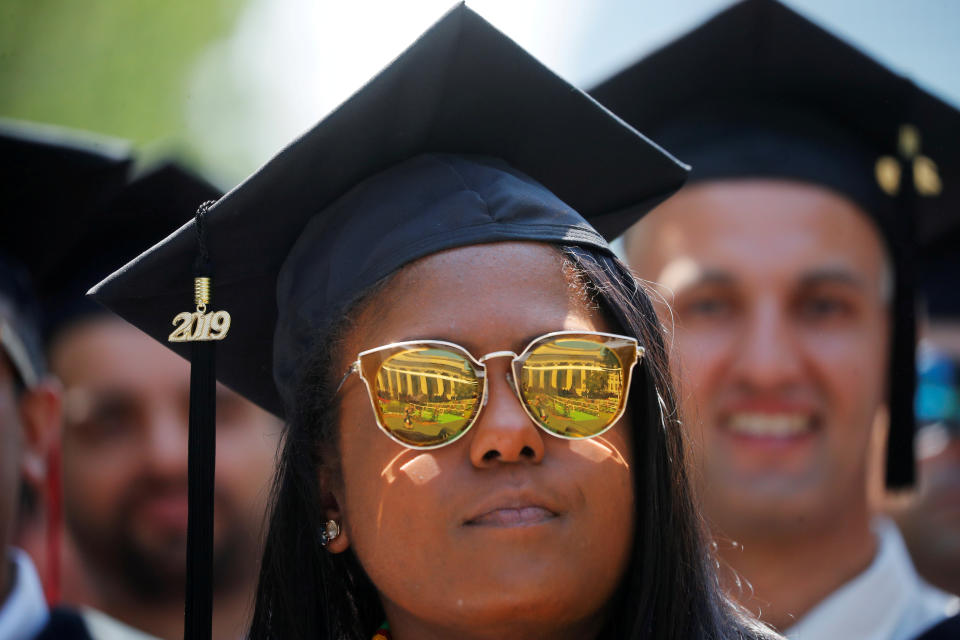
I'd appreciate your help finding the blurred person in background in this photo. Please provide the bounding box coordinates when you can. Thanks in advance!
[0,255,61,640]
[3,122,282,640]
[887,249,960,597]
[592,0,959,638]
[45,170,282,640]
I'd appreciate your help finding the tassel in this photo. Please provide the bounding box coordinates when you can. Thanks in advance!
[169,201,230,640]
[884,122,923,489]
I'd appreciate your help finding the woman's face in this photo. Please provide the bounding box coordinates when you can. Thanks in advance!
[329,242,635,639]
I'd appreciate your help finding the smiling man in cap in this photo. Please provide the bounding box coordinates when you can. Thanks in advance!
[592,0,959,638]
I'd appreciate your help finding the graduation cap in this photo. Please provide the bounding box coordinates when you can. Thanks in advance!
[0,120,134,280]
[89,4,687,637]
[41,162,221,342]
[591,0,960,489]
[0,121,133,388]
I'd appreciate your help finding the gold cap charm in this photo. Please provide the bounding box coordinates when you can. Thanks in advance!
[168,276,232,342]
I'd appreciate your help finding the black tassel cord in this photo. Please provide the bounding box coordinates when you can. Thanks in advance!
[185,201,218,640]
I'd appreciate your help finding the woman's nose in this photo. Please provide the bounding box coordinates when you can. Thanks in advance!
[469,360,545,468]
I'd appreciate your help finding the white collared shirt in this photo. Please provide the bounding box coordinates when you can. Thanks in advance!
[0,549,49,640]
[786,518,960,640]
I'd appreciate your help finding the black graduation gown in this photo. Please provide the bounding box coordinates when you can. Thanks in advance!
[912,613,960,640]
[34,607,94,640]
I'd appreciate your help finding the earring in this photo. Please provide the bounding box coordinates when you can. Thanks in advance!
[320,519,341,547]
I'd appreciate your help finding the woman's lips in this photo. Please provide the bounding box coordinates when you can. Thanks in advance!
[462,488,565,528]
[466,506,557,527]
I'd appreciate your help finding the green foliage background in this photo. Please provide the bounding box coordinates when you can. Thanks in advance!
[0,0,245,177]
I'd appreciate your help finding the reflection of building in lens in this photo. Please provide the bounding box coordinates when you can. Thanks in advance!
[521,342,623,399]
[379,349,478,402]
[517,341,624,433]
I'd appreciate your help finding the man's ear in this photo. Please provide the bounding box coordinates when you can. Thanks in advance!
[18,377,62,488]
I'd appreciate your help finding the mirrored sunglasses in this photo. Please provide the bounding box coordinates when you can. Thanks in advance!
[337,330,644,449]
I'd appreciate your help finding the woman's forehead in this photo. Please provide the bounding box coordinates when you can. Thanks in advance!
[348,242,605,353]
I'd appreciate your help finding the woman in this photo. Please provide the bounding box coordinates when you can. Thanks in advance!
[253,233,775,640]
[91,7,778,640]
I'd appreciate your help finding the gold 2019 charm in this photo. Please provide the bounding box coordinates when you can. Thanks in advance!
[168,276,232,343]
[169,310,231,342]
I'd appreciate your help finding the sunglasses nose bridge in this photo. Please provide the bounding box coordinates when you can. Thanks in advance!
[476,351,520,408]
[477,350,519,364]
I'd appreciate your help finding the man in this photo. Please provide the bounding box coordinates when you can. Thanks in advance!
[42,165,282,640]
[591,0,959,638]
[3,122,281,639]
[0,254,61,640]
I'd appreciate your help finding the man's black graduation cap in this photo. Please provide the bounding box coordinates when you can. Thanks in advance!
[41,163,221,341]
[591,0,960,489]
[0,120,133,280]
[0,121,220,339]
[0,121,133,388]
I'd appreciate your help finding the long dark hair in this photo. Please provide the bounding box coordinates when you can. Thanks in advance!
[249,244,774,640]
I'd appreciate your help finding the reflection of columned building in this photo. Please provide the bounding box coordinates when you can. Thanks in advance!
[379,350,478,400]
[523,349,623,397]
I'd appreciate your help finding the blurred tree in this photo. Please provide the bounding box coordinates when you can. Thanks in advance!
[0,0,245,173]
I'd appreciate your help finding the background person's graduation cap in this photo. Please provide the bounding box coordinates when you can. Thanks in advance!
[40,162,221,342]
[89,4,687,637]
[1,120,132,390]
[0,120,133,282]
[590,0,960,489]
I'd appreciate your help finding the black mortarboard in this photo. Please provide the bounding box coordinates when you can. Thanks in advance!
[41,163,221,341]
[88,5,687,637]
[591,0,960,489]
[0,120,133,281]
[90,3,688,417]
[0,121,133,387]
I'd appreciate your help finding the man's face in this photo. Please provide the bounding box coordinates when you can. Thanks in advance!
[51,316,281,601]
[625,179,891,535]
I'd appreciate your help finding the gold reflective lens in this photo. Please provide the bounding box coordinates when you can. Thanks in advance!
[373,346,481,447]
[516,336,627,438]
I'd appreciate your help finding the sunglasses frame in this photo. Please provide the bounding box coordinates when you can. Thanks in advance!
[338,330,644,450]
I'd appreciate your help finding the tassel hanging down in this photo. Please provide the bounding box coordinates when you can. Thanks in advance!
[168,201,229,640]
